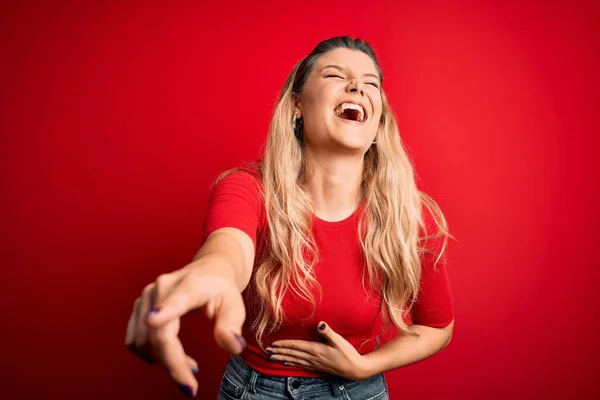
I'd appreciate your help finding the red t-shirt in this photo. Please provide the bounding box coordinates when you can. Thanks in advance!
[201,167,454,377]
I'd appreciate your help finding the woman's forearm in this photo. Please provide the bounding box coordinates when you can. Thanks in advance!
[361,320,454,378]
[187,228,255,292]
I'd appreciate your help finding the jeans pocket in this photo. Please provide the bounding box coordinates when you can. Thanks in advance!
[341,374,388,400]
[219,371,245,400]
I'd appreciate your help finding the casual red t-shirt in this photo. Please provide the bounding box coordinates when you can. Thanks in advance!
[201,167,454,377]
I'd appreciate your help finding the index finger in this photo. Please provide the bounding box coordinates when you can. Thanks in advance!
[146,274,216,328]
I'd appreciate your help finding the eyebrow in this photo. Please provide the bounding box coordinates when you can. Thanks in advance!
[321,65,381,82]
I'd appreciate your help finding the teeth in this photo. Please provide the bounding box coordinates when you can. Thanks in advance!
[334,102,365,122]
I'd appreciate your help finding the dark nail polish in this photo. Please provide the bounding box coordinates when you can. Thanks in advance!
[235,334,247,349]
[318,323,326,330]
[270,343,279,348]
[191,366,199,374]
[147,306,160,315]
[178,384,194,398]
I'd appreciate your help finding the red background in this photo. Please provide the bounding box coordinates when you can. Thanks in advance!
[2,1,599,398]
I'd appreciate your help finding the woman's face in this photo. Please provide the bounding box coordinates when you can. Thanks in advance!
[295,48,383,153]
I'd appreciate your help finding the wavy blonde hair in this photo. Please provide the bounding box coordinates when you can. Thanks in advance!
[219,37,450,347]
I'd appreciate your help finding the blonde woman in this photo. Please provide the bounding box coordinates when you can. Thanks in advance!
[125,36,454,399]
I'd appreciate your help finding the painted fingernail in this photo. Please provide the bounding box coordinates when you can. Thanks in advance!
[147,306,160,315]
[191,366,199,374]
[319,323,326,330]
[235,334,247,349]
[178,384,194,398]
[283,362,291,366]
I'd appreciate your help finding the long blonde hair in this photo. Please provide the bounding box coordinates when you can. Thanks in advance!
[218,37,450,347]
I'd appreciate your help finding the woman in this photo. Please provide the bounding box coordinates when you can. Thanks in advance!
[125,36,454,399]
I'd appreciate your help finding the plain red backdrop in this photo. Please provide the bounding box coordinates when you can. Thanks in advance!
[1,0,599,398]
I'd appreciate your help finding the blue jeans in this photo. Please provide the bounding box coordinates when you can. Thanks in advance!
[218,355,389,400]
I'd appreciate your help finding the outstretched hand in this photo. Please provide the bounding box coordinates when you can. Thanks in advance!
[266,322,372,381]
[125,267,247,397]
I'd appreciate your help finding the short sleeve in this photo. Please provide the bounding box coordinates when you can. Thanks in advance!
[201,170,263,250]
[410,207,455,328]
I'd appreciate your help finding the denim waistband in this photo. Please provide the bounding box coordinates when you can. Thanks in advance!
[227,354,349,397]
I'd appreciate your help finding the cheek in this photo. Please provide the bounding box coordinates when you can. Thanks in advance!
[302,98,330,124]
[304,101,333,131]
[302,84,331,111]
[369,94,383,117]
[372,104,383,124]
[301,111,327,140]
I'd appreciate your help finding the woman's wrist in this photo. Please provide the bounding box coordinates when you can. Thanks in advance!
[357,352,383,380]
[184,254,237,285]
[359,322,454,378]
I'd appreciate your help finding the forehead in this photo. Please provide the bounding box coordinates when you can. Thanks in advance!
[314,48,379,77]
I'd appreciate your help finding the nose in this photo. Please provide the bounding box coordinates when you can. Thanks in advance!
[346,78,365,96]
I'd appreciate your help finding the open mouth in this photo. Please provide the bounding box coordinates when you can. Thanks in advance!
[334,102,367,123]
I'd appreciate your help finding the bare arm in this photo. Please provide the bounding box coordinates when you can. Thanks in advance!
[266,320,454,381]
[187,227,255,292]
[125,227,256,397]
[361,320,454,376]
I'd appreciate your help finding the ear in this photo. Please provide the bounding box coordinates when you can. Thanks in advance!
[291,92,302,118]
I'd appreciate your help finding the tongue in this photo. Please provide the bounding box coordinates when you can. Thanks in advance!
[338,108,360,121]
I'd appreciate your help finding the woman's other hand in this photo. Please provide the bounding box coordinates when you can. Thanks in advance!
[266,322,372,381]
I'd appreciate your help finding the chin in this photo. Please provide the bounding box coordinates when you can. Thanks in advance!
[335,129,375,147]
[312,124,374,151]
[333,137,372,152]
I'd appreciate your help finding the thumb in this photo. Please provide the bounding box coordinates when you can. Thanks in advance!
[147,286,208,328]
[213,290,247,354]
[316,321,341,345]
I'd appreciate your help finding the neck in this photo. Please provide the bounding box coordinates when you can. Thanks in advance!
[304,151,364,222]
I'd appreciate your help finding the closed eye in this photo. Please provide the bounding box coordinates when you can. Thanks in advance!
[367,82,380,88]
[325,74,344,79]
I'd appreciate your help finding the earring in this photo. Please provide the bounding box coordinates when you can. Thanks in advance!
[293,115,303,142]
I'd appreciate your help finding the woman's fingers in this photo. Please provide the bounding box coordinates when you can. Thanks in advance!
[213,290,247,354]
[145,289,195,327]
[149,320,198,397]
[185,355,199,374]
[124,298,140,347]
[125,297,155,364]
[128,344,155,364]
[146,275,247,354]
[146,271,215,327]
[204,297,221,321]
[126,269,246,397]
[134,284,154,345]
